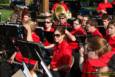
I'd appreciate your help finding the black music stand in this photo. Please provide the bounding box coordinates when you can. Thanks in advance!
[44,31,54,43]
[0,23,24,59]
[16,40,53,77]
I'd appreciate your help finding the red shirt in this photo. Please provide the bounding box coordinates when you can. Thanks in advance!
[112,1,115,5]
[61,22,71,27]
[82,51,115,77]
[88,51,115,67]
[82,60,96,77]
[71,26,86,35]
[97,2,112,11]
[16,32,41,65]
[107,36,115,51]
[32,32,41,43]
[50,40,72,71]
[91,29,103,38]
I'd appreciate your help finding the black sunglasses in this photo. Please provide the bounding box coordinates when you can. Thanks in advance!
[60,18,65,19]
[54,34,61,37]
[45,21,51,23]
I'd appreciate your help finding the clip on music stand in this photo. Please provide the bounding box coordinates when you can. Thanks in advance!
[16,40,53,77]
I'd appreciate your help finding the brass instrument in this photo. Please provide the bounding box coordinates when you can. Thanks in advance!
[54,4,71,20]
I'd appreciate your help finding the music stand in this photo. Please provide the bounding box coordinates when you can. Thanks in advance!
[44,31,54,43]
[0,23,24,59]
[16,40,53,77]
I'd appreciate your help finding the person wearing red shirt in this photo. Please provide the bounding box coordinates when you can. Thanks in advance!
[10,14,41,77]
[43,17,54,46]
[71,19,86,35]
[102,14,111,29]
[112,0,115,5]
[106,21,115,51]
[44,18,54,32]
[80,36,114,77]
[86,20,103,38]
[96,0,112,16]
[50,27,73,77]
[57,13,70,27]
[85,20,103,38]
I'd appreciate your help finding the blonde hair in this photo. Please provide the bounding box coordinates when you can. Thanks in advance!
[28,21,37,32]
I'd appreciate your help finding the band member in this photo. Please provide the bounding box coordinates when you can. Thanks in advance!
[80,36,114,77]
[85,19,103,38]
[50,26,73,77]
[106,20,115,51]
[96,0,112,16]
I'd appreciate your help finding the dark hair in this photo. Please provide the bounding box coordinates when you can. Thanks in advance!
[86,19,98,27]
[107,20,115,29]
[73,18,82,24]
[102,14,110,20]
[55,26,65,35]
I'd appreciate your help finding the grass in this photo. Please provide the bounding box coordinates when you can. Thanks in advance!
[0,9,13,22]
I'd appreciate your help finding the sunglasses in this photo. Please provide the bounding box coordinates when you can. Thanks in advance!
[60,18,65,19]
[54,34,61,37]
[45,21,51,23]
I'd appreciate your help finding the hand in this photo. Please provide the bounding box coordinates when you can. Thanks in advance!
[47,65,50,69]
[65,29,69,34]
[53,68,58,71]
[101,10,107,14]
[88,52,98,59]
[7,58,14,64]
[79,46,85,57]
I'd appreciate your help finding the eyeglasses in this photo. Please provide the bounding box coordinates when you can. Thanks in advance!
[54,34,61,37]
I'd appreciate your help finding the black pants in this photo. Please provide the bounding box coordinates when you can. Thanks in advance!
[69,50,82,77]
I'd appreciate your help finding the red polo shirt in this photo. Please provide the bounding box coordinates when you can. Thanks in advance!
[82,51,115,77]
[97,2,112,11]
[61,22,71,27]
[50,40,72,71]
[71,26,86,35]
[82,60,97,77]
[32,32,41,43]
[91,29,103,38]
[88,51,115,67]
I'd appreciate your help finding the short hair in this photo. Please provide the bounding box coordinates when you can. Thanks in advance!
[102,14,110,20]
[55,26,65,35]
[107,20,115,29]
[86,19,98,27]
[73,18,82,24]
